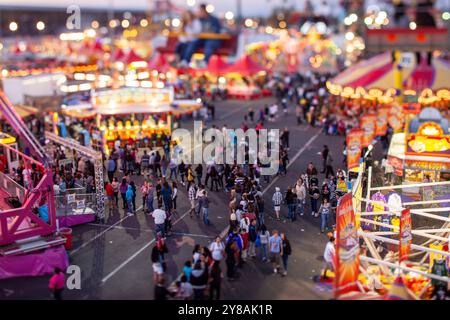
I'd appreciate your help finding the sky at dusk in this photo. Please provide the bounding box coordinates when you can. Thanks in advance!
[1,0,313,17]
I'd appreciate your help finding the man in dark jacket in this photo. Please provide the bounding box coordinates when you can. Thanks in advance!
[248,219,258,258]
[190,262,208,300]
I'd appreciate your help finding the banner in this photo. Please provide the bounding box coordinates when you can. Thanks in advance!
[335,193,360,298]
[376,106,389,136]
[388,103,404,131]
[346,129,364,171]
[399,208,412,262]
[360,114,377,148]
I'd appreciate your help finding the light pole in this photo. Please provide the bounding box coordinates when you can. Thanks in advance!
[236,0,242,30]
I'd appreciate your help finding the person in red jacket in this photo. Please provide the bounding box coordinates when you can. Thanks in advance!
[48,267,65,300]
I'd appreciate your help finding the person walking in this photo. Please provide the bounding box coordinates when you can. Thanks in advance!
[209,236,225,262]
[285,187,297,222]
[272,187,283,220]
[156,179,163,208]
[190,262,208,300]
[325,150,335,178]
[48,267,65,300]
[195,164,203,186]
[112,177,120,207]
[248,219,258,258]
[119,178,128,211]
[130,180,137,212]
[188,183,196,218]
[106,157,116,182]
[105,181,115,214]
[256,195,265,227]
[200,191,210,225]
[322,236,336,279]
[169,157,178,180]
[269,229,283,275]
[309,182,321,217]
[178,160,186,186]
[208,261,222,300]
[295,178,306,217]
[161,181,173,212]
[172,181,178,214]
[225,240,237,281]
[186,165,195,191]
[141,150,150,178]
[280,232,291,276]
[126,184,134,215]
[259,224,270,262]
[320,145,329,174]
[319,198,332,233]
[151,208,167,236]
[146,182,155,214]
[141,180,149,211]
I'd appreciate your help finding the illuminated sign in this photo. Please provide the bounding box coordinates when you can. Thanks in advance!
[418,122,444,137]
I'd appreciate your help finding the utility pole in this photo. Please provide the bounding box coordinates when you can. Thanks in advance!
[236,0,242,30]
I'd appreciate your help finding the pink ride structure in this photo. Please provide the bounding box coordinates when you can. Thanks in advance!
[0,91,65,260]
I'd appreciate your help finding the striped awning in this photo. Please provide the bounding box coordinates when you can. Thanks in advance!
[329,52,450,96]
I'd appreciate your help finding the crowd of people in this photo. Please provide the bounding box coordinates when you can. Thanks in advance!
[146,71,360,300]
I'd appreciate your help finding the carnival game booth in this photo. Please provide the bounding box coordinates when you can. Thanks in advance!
[332,161,450,300]
[0,92,68,280]
[92,86,201,155]
[387,107,450,198]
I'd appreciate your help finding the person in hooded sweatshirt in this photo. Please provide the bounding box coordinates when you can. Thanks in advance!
[126,184,134,215]
[189,261,208,300]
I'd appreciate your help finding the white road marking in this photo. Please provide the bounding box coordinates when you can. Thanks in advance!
[101,209,192,284]
[261,130,321,196]
[70,215,131,255]
[170,129,322,287]
[171,232,214,239]
[87,223,214,239]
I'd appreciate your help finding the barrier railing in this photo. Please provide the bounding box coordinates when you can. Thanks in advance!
[0,172,26,203]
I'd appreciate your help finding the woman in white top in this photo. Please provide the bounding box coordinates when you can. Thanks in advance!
[295,177,306,216]
[209,236,225,262]
[176,11,202,65]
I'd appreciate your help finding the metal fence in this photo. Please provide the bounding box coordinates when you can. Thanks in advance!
[55,192,97,217]
[0,172,26,203]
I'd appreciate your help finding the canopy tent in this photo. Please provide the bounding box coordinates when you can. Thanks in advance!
[225,54,268,77]
[147,54,172,73]
[91,41,106,53]
[122,49,145,65]
[196,55,230,77]
[0,105,38,119]
[328,52,450,98]
[112,48,125,61]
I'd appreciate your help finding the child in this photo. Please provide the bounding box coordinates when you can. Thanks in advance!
[182,260,192,282]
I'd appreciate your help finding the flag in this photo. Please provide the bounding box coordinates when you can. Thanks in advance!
[399,208,412,262]
[335,193,360,298]
[346,129,363,171]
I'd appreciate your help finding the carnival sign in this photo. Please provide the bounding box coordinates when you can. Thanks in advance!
[376,106,390,136]
[346,128,364,171]
[399,208,412,262]
[360,114,377,148]
[335,193,360,298]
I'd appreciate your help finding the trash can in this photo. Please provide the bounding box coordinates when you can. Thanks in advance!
[60,227,73,250]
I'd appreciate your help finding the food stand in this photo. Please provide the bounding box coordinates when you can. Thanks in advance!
[92,86,201,154]
[387,107,450,195]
